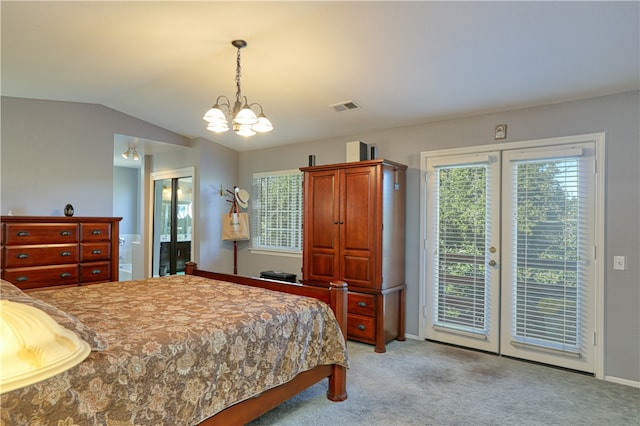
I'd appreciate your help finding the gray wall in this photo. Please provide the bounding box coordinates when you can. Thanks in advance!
[238,91,640,383]
[1,97,190,216]
[1,96,240,277]
[113,166,140,235]
[1,92,638,383]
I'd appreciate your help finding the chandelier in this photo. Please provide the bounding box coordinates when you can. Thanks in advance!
[203,40,273,137]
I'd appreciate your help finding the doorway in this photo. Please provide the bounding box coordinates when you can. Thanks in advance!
[420,133,604,376]
[151,168,194,277]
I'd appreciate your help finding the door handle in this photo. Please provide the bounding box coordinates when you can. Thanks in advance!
[489,260,497,267]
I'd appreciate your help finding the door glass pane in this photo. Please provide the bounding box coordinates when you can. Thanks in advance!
[435,165,487,333]
[153,179,171,276]
[175,177,192,274]
[510,158,580,351]
[152,176,192,277]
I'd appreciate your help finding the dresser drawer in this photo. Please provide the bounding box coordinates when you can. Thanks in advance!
[3,244,78,268]
[79,261,111,283]
[347,313,376,341]
[80,223,111,242]
[348,292,376,316]
[80,242,111,261]
[4,223,78,245]
[2,265,78,290]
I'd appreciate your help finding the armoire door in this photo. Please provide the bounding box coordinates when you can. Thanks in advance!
[340,165,377,289]
[303,169,340,282]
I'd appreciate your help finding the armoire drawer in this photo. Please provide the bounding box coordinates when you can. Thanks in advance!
[79,261,111,283]
[80,242,111,261]
[3,244,79,268]
[4,223,78,245]
[347,313,376,341]
[2,265,79,290]
[348,292,376,316]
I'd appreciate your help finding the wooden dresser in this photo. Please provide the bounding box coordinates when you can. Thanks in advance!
[1,216,121,291]
[300,159,407,353]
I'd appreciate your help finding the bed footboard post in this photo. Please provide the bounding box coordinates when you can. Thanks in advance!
[329,281,348,339]
[328,280,348,401]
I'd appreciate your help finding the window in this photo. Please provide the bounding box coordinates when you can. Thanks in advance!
[251,169,303,253]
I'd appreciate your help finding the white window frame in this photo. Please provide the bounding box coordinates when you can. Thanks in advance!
[250,169,303,257]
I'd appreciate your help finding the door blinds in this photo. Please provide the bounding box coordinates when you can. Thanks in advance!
[507,148,586,355]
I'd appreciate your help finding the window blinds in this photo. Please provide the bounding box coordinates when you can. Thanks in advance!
[509,153,584,354]
[433,163,492,336]
[251,170,303,252]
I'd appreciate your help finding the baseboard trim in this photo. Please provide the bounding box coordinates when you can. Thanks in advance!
[604,375,640,388]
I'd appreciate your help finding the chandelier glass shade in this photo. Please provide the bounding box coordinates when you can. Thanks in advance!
[203,40,273,136]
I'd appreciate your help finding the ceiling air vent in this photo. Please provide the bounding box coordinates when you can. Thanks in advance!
[329,100,361,112]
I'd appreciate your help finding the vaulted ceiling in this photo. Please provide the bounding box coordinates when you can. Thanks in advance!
[2,1,638,154]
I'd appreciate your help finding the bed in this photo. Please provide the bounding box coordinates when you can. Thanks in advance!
[0,262,349,425]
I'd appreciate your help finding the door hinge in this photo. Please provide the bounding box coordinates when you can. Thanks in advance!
[593,332,597,346]
[423,305,428,318]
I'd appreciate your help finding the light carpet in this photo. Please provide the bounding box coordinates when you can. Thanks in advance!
[249,339,640,426]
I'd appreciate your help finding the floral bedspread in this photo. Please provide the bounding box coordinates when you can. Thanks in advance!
[0,275,348,425]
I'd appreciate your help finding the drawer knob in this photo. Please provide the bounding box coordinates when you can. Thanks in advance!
[60,272,71,278]
[91,230,102,235]
[357,301,367,307]
[16,231,30,237]
[91,269,102,275]
[16,253,29,259]
[61,251,72,256]
[91,249,102,255]
[16,276,28,282]
[357,324,366,331]
[60,231,72,236]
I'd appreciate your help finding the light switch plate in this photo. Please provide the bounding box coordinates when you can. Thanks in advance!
[613,256,626,270]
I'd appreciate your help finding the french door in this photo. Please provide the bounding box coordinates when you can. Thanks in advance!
[151,168,194,277]
[424,137,599,373]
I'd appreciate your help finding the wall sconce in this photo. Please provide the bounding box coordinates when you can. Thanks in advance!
[122,146,140,161]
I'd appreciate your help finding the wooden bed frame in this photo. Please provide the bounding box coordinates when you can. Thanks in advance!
[185,262,348,425]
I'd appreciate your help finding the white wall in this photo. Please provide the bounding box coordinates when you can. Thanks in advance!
[239,91,640,383]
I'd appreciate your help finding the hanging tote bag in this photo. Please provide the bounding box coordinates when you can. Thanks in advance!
[222,210,250,241]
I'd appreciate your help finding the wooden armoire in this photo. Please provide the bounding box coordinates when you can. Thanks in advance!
[300,159,407,352]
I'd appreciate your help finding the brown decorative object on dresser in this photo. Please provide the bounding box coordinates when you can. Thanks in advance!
[1,216,121,291]
[300,159,407,352]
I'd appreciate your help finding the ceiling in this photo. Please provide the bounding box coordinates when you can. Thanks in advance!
[2,1,638,161]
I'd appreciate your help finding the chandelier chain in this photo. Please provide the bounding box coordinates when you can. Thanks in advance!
[235,46,242,104]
